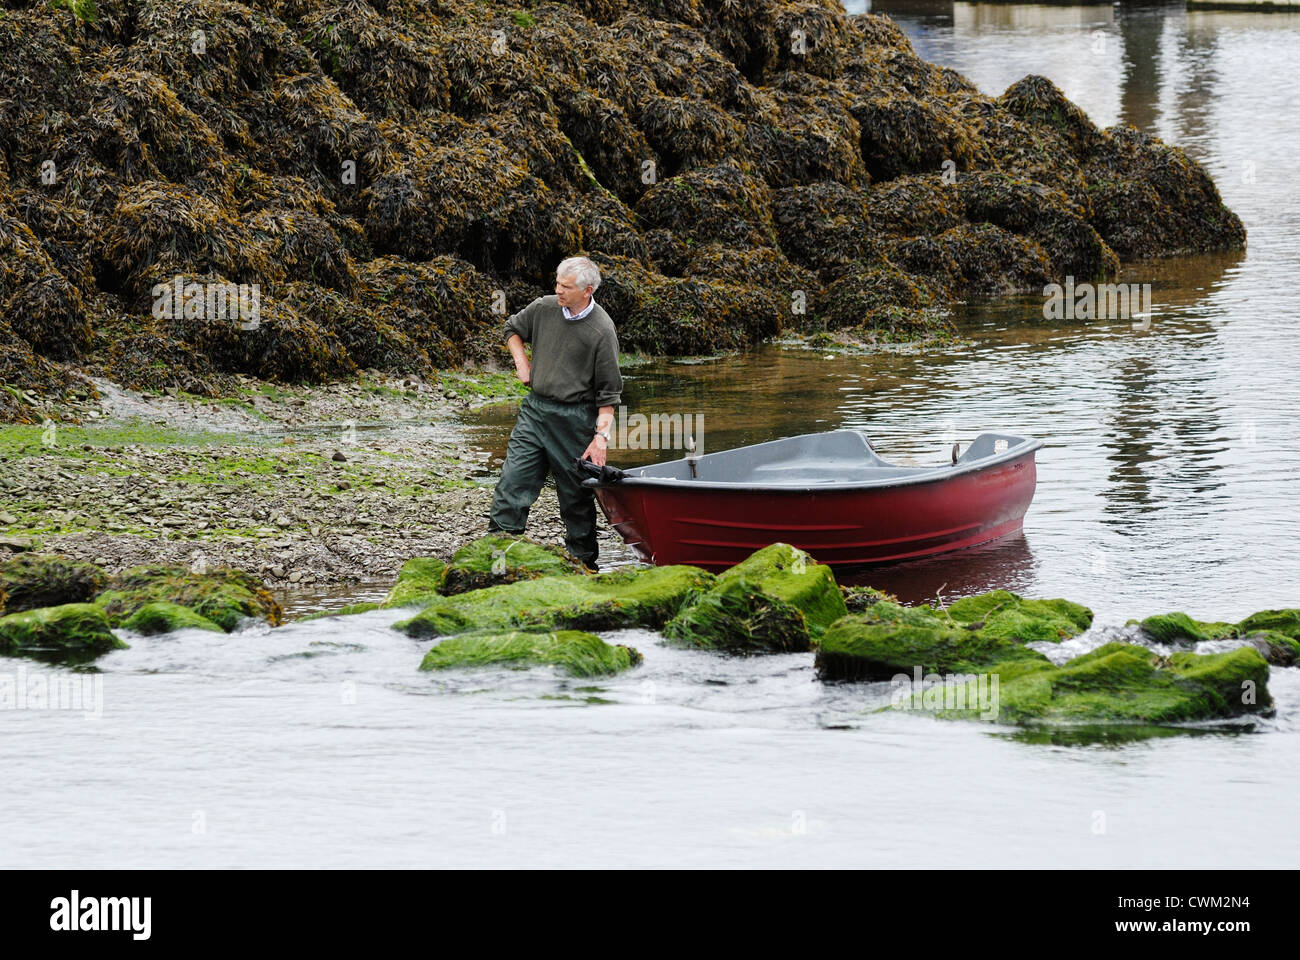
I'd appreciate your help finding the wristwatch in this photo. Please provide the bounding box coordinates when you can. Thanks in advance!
[595,430,610,442]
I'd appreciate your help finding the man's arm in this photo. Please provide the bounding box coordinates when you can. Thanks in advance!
[581,326,622,467]
[506,334,530,385]
[581,406,615,467]
[503,299,540,384]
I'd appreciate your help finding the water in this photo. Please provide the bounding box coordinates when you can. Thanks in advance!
[5,2,1299,868]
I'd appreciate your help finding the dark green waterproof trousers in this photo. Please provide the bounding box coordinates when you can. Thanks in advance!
[488,391,599,568]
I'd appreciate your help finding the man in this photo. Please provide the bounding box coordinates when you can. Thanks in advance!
[487,256,621,570]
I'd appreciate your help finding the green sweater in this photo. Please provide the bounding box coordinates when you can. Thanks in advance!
[503,296,622,407]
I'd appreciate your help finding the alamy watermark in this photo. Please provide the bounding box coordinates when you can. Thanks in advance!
[1,665,103,719]
[1043,277,1151,322]
[152,276,261,330]
[891,666,1000,720]
[612,405,704,454]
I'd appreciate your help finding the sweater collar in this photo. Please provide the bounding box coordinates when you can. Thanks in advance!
[561,296,596,321]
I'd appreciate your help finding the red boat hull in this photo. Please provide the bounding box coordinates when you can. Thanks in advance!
[593,451,1038,570]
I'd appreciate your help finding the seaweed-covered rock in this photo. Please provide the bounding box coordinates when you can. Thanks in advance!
[998,75,1104,161]
[1084,126,1246,259]
[663,576,812,653]
[946,590,1093,643]
[842,585,894,613]
[1137,609,1300,666]
[121,601,225,635]
[394,564,713,639]
[0,0,1247,390]
[1137,612,1235,645]
[419,629,642,677]
[1233,609,1300,640]
[850,92,977,182]
[715,543,847,636]
[814,589,1089,681]
[635,162,776,249]
[816,602,1052,682]
[0,554,108,614]
[865,175,965,238]
[356,255,500,369]
[592,253,783,354]
[772,181,872,272]
[817,261,948,337]
[958,172,1118,280]
[95,564,282,632]
[441,535,590,595]
[744,84,867,189]
[887,223,1053,296]
[0,603,127,659]
[933,643,1272,725]
[380,557,449,610]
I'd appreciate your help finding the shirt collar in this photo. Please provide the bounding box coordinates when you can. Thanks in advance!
[562,296,596,321]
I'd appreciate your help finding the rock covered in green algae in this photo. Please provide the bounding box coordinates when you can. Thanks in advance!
[662,575,811,654]
[394,565,713,639]
[945,589,1093,643]
[842,585,895,613]
[379,557,448,609]
[1137,612,1236,644]
[816,600,1052,681]
[1137,609,1300,666]
[929,643,1272,725]
[0,553,108,614]
[659,544,847,653]
[1237,609,1300,639]
[95,564,281,632]
[714,543,848,636]
[121,601,224,635]
[440,534,590,595]
[0,602,126,658]
[419,630,642,678]
[814,589,1091,681]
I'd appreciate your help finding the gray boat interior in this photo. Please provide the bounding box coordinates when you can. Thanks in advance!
[611,429,1041,490]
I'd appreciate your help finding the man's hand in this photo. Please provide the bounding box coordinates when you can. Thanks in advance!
[581,434,607,467]
[515,358,531,386]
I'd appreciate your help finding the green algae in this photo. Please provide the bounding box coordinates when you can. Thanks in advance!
[1135,608,1300,664]
[662,575,810,654]
[658,544,846,654]
[712,543,847,637]
[945,589,1093,642]
[0,602,126,658]
[1236,609,1300,639]
[379,557,448,609]
[930,642,1272,725]
[441,534,589,594]
[95,563,282,632]
[394,564,713,639]
[1137,611,1235,644]
[0,553,107,614]
[816,599,1052,681]
[419,629,641,678]
[121,600,224,635]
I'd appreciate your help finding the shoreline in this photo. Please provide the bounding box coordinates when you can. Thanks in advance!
[0,368,627,590]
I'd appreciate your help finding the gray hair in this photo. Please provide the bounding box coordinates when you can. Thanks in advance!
[556,256,601,292]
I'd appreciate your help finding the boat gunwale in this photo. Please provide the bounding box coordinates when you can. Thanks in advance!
[586,430,1044,494]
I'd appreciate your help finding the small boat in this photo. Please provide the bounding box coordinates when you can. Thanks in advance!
[578,429,1042,570]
